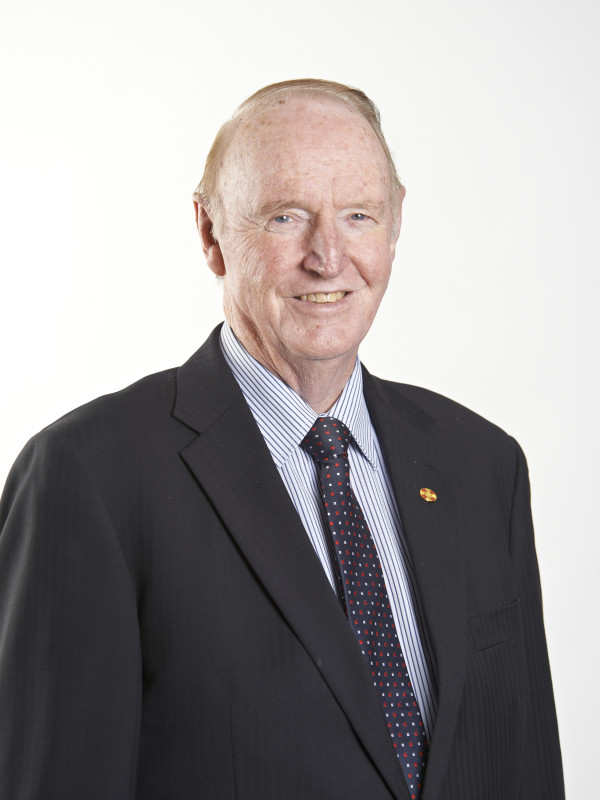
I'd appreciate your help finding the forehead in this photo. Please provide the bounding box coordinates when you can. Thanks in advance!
[219,95,391,207]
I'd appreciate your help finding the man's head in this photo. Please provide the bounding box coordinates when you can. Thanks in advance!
[195,79,404,238]
[193,79,405,406]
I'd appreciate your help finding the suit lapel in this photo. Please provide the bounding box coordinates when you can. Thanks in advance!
[173,329,409,800]
[363,370,466,800]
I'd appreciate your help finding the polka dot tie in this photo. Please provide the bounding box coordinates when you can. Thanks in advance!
[302,416,428,799]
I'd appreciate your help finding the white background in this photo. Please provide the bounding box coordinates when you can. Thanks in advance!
[1,1,598,795]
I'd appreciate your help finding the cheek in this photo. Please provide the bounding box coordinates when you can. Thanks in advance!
[243,241,299,290]
[358,243,393,287]
[225,250,290,319]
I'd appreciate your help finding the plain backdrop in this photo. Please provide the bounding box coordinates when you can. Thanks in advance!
[1,0,598,795]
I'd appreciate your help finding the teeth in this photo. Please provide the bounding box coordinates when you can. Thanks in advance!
[298,291,346,303]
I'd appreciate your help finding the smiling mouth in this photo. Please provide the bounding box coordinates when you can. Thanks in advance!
[296,291,347,303]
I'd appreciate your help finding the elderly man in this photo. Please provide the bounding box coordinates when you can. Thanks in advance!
[0,80,563,799]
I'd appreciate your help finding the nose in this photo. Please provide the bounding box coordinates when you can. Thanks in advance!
[303,216,347,277]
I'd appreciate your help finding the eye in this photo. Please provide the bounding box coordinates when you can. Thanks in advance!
[265,212,301,233]
[350,213,368,221]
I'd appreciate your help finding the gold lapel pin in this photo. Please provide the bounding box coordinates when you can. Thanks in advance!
[420,487,438,503]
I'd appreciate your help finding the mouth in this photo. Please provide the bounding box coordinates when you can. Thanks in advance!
[296,291,347,303]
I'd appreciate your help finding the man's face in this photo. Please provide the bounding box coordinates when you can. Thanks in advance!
[201,95,402,388]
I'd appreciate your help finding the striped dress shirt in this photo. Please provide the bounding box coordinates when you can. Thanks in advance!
[220,322,438,741]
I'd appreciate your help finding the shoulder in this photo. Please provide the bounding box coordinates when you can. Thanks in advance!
[44,366,180,443]
[3,367,185,492]
[3,326,234,493]
[379,377,506,431]
[35,325,228,450]
[364,371,523,469]
[364,374,531,534]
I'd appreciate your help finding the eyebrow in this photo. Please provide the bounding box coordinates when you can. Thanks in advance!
[256,200,388,217]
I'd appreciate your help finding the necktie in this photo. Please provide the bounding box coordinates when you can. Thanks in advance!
[302,416,428,800]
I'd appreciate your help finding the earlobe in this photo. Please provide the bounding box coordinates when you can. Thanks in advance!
[194,200,226,277]
[206,244,226,277]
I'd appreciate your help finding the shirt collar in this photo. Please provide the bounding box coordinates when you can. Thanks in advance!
[220,321,378,470]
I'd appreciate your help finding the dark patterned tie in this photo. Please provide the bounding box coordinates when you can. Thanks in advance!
[302,416,428,799]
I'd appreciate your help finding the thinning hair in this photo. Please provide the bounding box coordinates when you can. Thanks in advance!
[194,78,403,233]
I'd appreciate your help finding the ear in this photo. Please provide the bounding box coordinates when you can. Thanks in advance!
[389,183,406,256]
[193,198,226,277]
[394,183,406,240]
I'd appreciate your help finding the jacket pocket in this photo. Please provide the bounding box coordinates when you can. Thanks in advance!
[468,598,520,651]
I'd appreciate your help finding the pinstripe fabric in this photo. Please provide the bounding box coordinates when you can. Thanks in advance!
[220,322,438,741]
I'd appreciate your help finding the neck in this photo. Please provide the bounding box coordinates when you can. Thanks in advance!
[227,321,356,414]
[268,356,355,414]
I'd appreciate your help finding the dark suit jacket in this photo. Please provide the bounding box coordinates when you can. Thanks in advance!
[0,325,564,799]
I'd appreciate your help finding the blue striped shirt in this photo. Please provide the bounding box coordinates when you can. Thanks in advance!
[220,322,438,740]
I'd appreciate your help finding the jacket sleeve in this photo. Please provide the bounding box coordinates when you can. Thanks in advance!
[0,429,142,800]
[509,440,565,799]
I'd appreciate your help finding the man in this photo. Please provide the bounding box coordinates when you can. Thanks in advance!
[0,80,564,799]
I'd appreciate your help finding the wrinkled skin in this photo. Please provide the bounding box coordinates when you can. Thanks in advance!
[196,94,403,412]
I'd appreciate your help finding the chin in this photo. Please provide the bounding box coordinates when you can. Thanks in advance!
[290,329,363,363]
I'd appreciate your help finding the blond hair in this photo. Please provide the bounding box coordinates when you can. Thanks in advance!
[194,78,403,232]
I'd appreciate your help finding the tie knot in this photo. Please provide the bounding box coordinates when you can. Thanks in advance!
[301,416,351,464]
